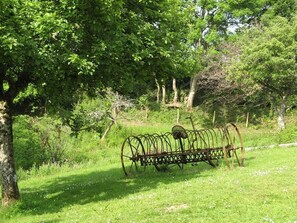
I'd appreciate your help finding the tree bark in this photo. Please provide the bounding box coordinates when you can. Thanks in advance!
[276,96,286,130]
[172,78,178,106]
[155,78,160,103]
[101,119,115,141]
[161,79,166,104]
[187,74,199,110]
[0,100,20,207]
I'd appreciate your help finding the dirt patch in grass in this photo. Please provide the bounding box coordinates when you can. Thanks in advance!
[164,204,189,213]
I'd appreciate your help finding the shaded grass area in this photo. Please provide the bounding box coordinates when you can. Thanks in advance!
[1,147,297,223]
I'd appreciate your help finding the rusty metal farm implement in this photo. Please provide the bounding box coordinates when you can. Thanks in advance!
[121,119,244,176]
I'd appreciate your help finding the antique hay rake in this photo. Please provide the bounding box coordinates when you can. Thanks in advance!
[121,121,244,176]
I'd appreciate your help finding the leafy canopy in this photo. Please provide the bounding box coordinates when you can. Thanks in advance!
[231,15,297,102]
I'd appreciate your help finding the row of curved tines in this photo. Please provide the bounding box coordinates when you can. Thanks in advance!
[134,127,232,156]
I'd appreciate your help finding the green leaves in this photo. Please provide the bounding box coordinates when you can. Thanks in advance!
[67,54,96,76]
[230,15,297,109]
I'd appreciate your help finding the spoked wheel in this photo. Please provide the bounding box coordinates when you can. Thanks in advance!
[121,136,146,176]
[222,123,244,168]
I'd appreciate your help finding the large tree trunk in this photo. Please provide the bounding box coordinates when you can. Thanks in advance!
[187,74,199,110]
[172,78,178,106]
[0,100,20,207]
[276,96,286,130]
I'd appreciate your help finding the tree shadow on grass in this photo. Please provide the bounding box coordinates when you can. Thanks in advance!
[17,163,213,216]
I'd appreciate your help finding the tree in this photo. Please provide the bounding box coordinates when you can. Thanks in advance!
[230,15,297,129]
[0,0,92,206]
[0,0,196,206]
[184,0,273,109]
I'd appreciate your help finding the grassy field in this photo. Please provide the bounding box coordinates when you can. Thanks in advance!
[1,113,297,223]
[1,145,296,223]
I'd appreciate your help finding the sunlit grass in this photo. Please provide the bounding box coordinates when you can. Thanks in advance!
[1,112,297,222]
[1,146,296,223]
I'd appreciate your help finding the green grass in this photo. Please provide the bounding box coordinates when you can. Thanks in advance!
[1,112,297,222]
[1,146,297,223]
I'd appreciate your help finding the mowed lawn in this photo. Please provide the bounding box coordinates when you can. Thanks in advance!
[1,146,297,223]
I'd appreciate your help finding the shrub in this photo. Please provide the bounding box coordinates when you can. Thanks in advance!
[13,115,68,170]
[277,124,297,144]
[13,115,44,170]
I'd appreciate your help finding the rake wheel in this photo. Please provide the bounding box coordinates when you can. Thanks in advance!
[222,123,244,168]
[121,136,146,176]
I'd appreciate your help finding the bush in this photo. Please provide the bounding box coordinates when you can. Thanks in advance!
[277,124,297,144]
[13,115,44,170]
[13,115,68,170]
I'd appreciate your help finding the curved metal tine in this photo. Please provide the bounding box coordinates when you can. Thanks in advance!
[205,129,212,149]
[224,127,232,147]
[187,130,195,151]
[188,116,206,151]
[144,134,155,155]
[195,129,208,148]
[138,134,148,154]
[156,133,164,154]
[197,130,203,150]
[214,128,221,148]
[152,133,162,154]
[163,132,173,154]
[151,134,160,154]
[134,135,148,170]
[217,127,225,147]
[151,133,161,154]
[142,135,149,155]
[192,130,198,150]
[208,128,216,149]
[135,136,146,155]
[202,130,209,149]
[203,129,216,166]
[199,130,209,149]
[146,134,157,154]
[162,133,171,154]
[144,134,159,168]
[187,130,195,149]
[210,128,221,165]
[168,131,175,152]
[143,135,151,155]
[189,130,201,150]
[214,128,220,148]
[158,134,165,154]
[219,128,226,162]
[213,128,220,148]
